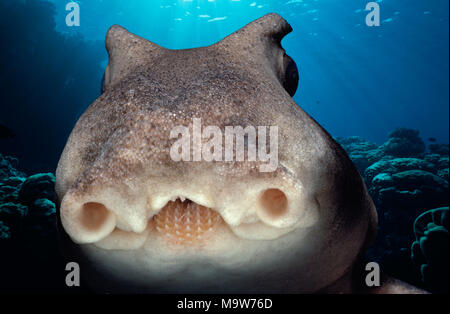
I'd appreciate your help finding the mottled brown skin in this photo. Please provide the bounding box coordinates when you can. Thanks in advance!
[55,13,426,293]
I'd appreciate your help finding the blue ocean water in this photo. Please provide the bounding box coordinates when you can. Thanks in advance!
[0,0,449,171]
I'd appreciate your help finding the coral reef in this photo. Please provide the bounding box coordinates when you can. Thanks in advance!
[0,153,60,291]
[19,173,56,206]
[411,207,448,293]
[379,128,426,158]
[429,144,449,156]
[0,154,56,239]
[337,128,449,292]
[335,136,386,174]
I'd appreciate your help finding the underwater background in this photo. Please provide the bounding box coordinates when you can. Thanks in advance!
[0,0,448,293]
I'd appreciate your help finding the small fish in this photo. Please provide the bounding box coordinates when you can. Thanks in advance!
[428,137,436,142]
[0,124,15,139]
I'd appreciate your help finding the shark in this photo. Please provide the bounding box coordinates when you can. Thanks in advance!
[55,13,425,293]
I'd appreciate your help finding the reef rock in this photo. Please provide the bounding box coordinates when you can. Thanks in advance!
[18,173,55,206]
[341,130,450,291]
[421,154,449,181]
[0,202,27,239]
[0,153,60,292]
[1,153,25,180]
[24,198,56,237]
[437,168,449,181]
[373,170,448,211]
[437,156,449,170]
[429,144,449,156]
[1,176,25,187]
[1,153,26,204]
[365,158,436,184]
[423,153,441,165]
[411,207,449,293]
[335,136,385,174]
[1,154,57,240]
[380,128,426,158]
[371,173,394,189]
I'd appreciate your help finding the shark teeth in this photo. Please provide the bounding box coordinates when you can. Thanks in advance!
[170,195,187,202]
[152,199,224,245]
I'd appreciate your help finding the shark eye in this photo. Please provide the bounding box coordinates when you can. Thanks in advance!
[283,55,299,97]
[101,73,106,94]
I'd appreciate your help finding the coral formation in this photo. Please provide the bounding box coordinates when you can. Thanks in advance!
[0,153,59,291]
[429,144,449,156]
[337,128,449,292]
[411,207,448,293]
[0,154,55,241]
[335,136,386,174]
[19,173,56,205]
[379,128,426,158]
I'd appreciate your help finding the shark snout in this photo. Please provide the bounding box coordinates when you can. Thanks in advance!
[59,169,320,249]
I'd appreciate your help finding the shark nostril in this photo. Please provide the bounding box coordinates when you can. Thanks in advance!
[61,197,116,244]
[259,188,288,218]
[80,202,112,231]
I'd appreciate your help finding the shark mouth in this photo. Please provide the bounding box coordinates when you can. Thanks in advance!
[60,184,319,250]
[152,199,224,245]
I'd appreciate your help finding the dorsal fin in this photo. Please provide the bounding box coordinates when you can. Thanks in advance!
[103,25,163,91]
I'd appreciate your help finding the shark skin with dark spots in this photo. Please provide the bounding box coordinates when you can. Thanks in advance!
[55,13,426,293]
